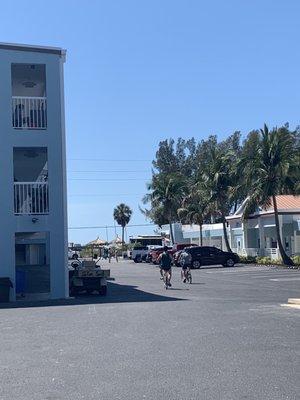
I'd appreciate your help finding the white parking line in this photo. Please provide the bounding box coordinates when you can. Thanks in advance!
[270,277,300,282]
[250,273,300,279]
[205,268,272,274]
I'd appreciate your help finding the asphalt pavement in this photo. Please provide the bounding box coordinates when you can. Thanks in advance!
[0,261,299,400]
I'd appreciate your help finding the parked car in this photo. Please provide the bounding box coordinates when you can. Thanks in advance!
[172,243,197,252]
[149,246,173,264]
[183,246,240,268]
[131,245,164,263]
[149,244,197,265]
[172,244,198,266]
[132,246,148,263]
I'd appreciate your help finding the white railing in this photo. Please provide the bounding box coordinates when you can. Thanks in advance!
[232,248,260,257]
[232,247,280,260]
[12,96,47,129]
[14,182,49,215]
[265,248,280,260]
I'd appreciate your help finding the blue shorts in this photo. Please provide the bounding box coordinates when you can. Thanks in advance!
[161,266,171,271]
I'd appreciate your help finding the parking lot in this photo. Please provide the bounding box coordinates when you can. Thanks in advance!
[0,261,299,400]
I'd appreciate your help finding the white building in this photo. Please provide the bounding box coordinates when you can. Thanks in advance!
[160,195,300,260]
[227,195,300,259]
[0,43,68,300]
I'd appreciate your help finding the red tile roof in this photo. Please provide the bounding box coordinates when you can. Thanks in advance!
[268,195,300,211]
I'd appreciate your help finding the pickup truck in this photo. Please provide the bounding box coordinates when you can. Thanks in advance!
[131,246,149,263]
[132,245,163,263]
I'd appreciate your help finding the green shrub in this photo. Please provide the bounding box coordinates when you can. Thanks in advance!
[256,256,283,265]
[239,255,257,264]
[291,255,300,266]
[256,256,270,264]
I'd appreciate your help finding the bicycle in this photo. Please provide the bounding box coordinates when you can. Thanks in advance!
[181,267,192,284]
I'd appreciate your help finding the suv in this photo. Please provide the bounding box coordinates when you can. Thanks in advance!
[184,246,240,268]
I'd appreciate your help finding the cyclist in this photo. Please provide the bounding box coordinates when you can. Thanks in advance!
[158,246,172,287]
[179,250,192,283]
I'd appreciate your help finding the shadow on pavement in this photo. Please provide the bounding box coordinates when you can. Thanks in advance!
[0,281,186,309]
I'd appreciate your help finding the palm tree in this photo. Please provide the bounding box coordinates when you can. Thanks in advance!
[241,124,300,265]
[178,188,211,246]
[201,145,235,252]
[143,173,186,244]
[113,203,132,249]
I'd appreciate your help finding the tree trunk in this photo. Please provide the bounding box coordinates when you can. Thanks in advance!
[221,213,232,252]
[121,225,125,251]
[169,221,175,245]
[272,195,294,266]
[199,223,203,246]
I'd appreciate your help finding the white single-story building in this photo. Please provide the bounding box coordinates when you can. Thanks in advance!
[160,195,300,260]
[227,195,300,259]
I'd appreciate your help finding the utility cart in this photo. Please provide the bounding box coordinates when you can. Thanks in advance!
[69,260,110,296]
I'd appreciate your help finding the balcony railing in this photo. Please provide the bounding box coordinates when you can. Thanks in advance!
[12,96,47,129]
[14,182,49,215]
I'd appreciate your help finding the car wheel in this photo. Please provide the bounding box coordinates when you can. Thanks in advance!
[192,260,201,269]
[226,258,235,267]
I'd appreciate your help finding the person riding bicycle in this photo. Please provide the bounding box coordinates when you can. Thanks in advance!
[179,250,192,283]
[158,246,172,287]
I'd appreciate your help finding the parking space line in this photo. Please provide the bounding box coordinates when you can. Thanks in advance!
[251,274,300,279]
[270,277,300,282]
[205,269,272,274]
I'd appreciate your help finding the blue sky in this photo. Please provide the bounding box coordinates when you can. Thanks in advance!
[1,0,300,244]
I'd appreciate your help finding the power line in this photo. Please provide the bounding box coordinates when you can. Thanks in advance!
[68,223,156,230]
[68,158,151,162]
[68,178,148,181]
[68,193,143,197]
[68,170,150,173]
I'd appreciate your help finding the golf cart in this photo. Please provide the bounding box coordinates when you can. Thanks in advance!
[69,259,110,296]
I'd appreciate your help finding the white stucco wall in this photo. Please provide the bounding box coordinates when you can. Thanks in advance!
[0,46,68,300]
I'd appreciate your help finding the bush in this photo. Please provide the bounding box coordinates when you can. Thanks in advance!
[256,256,272,265]
[239,255,257,264]
[291,255,300,266]
[256,256,282,265]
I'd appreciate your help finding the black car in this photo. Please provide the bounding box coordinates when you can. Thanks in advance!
[184,246,240,268]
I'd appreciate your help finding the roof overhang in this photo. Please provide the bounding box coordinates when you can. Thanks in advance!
[226,209,300,221]
[0,42,66,60]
